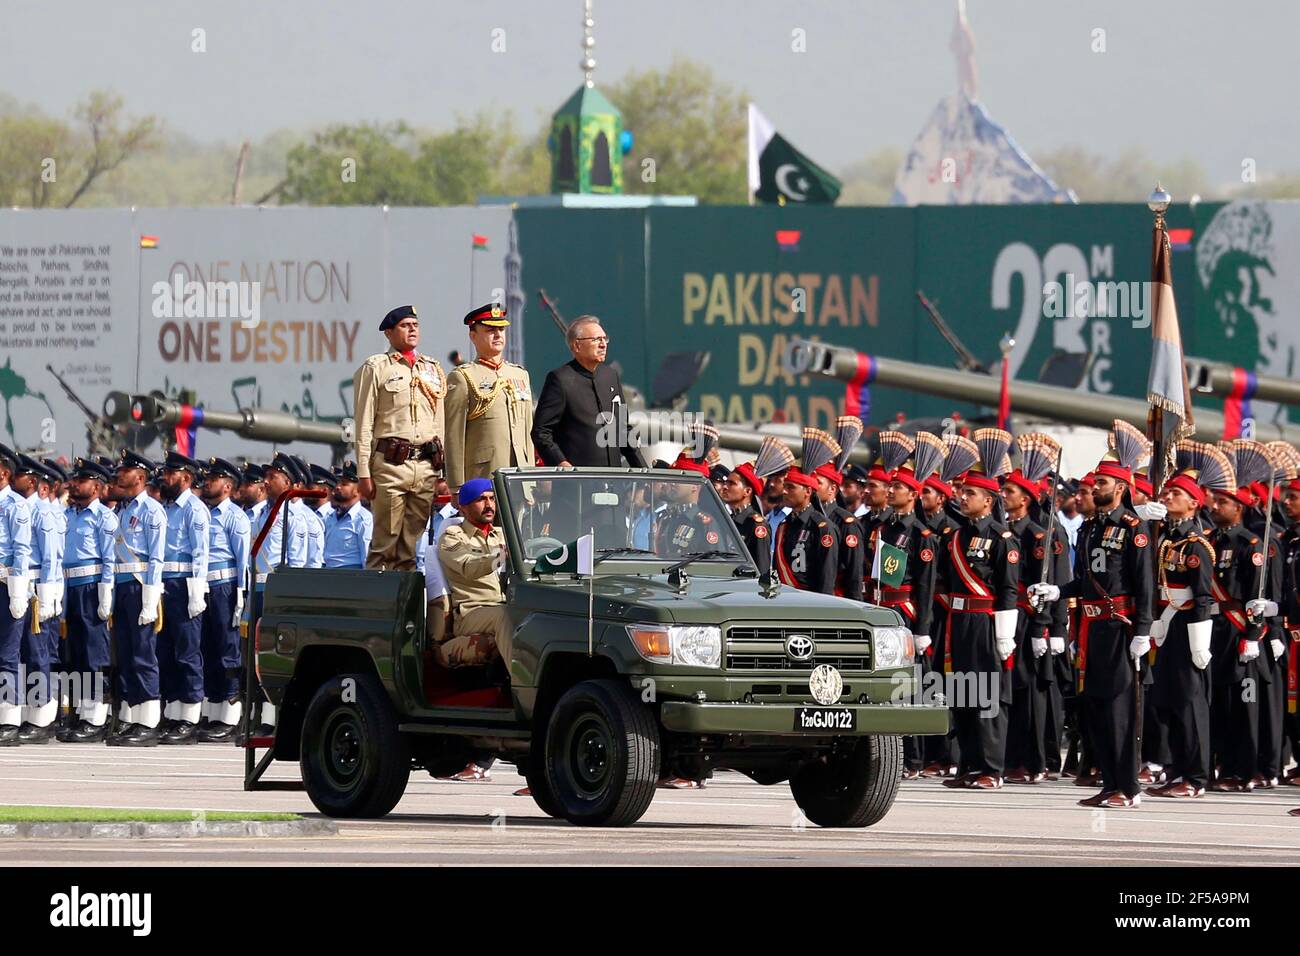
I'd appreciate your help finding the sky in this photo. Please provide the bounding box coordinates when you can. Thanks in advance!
[2,0,1296,188]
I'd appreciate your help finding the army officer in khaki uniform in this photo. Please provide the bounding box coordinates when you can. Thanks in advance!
[354,305,447,570]
[444,303,535,493]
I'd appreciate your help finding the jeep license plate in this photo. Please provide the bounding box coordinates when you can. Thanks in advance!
[794,708,856,732]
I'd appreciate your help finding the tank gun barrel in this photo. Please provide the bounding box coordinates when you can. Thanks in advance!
[1185,357,1300,409]
[104,392,347,446]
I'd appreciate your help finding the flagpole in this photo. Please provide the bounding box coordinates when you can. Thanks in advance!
[469,236,476,309]
[587,526,595,657]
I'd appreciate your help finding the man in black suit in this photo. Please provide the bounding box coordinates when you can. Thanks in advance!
[531,315,647,469]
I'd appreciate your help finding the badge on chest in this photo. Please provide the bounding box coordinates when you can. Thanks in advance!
[1100,525,1127,550]
[966,536,992,560]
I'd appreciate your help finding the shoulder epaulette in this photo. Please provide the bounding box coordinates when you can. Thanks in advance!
[1122,513,1140,526]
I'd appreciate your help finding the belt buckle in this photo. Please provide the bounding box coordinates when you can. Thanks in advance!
[952,596,966,611]
[1083,603,1101,618]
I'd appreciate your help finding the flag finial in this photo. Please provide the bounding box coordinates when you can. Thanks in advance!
[1148,183,1172,215]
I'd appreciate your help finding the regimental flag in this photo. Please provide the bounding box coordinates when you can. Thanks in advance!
[1146,209,1197,472]
[534,532,594,575]
[173,404,203,457]
[472,234,489,251]
[139,235,159,249]
[872,540,907,589]
[747,104,841,206]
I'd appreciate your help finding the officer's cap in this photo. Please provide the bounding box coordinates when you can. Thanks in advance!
[14,453,45,479]
[163,451,202,475]
[266,452,303,485]
[205,456,243,483]
[71,457,112,482]
[309,463,338,488]
[458,477,494,505]
[379,305,417,331]
[42,458,69,484]
[464,302,509,328]
[709,464,731,484]
[241,463,266,484]
[843,463,870,485]
[118,449,155,474]
[0,443,18,472]
[335,460,359,483]
[146,467,164,488]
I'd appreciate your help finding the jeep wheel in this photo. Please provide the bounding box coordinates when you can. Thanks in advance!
[300,673,410,818]
[521,751,563,819]
[545,679,659,827]
[789,734,902,828]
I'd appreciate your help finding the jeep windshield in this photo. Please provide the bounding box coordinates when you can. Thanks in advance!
[502,471,753,573]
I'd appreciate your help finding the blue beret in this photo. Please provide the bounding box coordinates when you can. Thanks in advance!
[379,305,417,331]
[458,477,494,505]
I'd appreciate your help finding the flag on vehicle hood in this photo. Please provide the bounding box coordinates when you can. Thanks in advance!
[748,104,841,205]
[534,532,595,575]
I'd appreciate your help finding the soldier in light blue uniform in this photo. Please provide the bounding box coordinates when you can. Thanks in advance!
[59,459,117,742]
[323,462,373,569]
[155,452,210,744]
[195,457,250,742]
[249,453,316,733]
[107,450,168,747]
[13,456,64,742]
[0,444,34,746]
[238,463,268,526]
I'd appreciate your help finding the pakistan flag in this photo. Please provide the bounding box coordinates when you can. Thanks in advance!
[748,103,842,205]
[534,533,595,575]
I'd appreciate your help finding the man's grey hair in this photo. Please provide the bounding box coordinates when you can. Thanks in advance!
[566,314,602,347]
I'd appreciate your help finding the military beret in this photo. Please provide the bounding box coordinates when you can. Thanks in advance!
[308,463,338,488]
[0,443,18,471]
[464,302,509,328]
[205,456,243,483]
[163,451,202,475]
[118,449,155,473]
[71,457,111,482]
[241,463,266,484]
[42,458,69,484]
[458,477,494,505]
[379,305,417,331]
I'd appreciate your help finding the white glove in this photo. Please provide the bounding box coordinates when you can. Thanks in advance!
[913,635,931,654]
[97,582,114,621]
[1246,599,1279,621]
[1049,636,1066,655]
[1188,619,1213,670]
[232,587,245,629]
[36,582,58,622]
[7,573,28,620]
[1026,583,1060,611]
[1135,501,1167,522]
[1239,640,1260,663]
[186,578,208,619]
[1270,638,1286,659]
[1129,634,1151,659]
[138,583,163,626]
[51,582,64,617]
[994,609,1018,660]
[1068,641,1078,662]
[1031,637,1048,658]
[1150,617,1167,647]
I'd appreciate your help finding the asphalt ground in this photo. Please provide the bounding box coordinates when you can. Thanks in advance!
[0,744,1296,865]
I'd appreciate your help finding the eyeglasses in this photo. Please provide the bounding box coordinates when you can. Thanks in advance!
[576,336,610,345]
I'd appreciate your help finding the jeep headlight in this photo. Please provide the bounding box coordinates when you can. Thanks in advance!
[627,625,722,668]
[872,626,914,669]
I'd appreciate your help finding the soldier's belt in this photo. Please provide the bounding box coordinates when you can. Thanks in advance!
[0,567,9,580]
[1079,596,1134,620]
[64,564,104,581]
[162,561,193,574]
[376,436,444,469]
[207,565,237,584]
[114,562,148,575]
[1157,586,1193,610]
[946,594,995,613]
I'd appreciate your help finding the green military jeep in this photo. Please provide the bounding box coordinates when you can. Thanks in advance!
[250,468,946,827]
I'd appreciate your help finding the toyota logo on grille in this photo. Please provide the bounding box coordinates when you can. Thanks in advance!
[785,634,815,661]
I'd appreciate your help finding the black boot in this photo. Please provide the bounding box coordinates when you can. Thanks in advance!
[64,720,110,743]
[17,722,55,744]
[106,723,162,747]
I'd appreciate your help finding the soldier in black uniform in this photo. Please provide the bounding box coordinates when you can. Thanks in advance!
[1144,464,1219,799]
[774,467,838,594]
[1278,479,1300,789]
[1001,467,1070,784]
[1207,484,1279,790]
[859,461,894,595]
[650,456,721,560]
[877,457,940,776]
[813,464,863,601]
[721,463,770,576]
[1030,455,1153,809]
[935,430,1020,790]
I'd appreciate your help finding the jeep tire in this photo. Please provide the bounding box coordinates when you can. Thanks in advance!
[545,679,659,827]
[789,734,902,828]
[300,673,410,818]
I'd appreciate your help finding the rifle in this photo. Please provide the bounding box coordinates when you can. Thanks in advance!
[46,364,120,456]
[537,289,570,337]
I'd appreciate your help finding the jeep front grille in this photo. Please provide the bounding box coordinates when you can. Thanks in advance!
[725,626,871,672]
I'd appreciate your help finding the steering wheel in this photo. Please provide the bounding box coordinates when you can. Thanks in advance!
[524,536,566,560]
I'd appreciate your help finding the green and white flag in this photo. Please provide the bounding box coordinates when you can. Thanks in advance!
[871,540,908,589]
[535,533,595,575]
[747,103,842,205]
